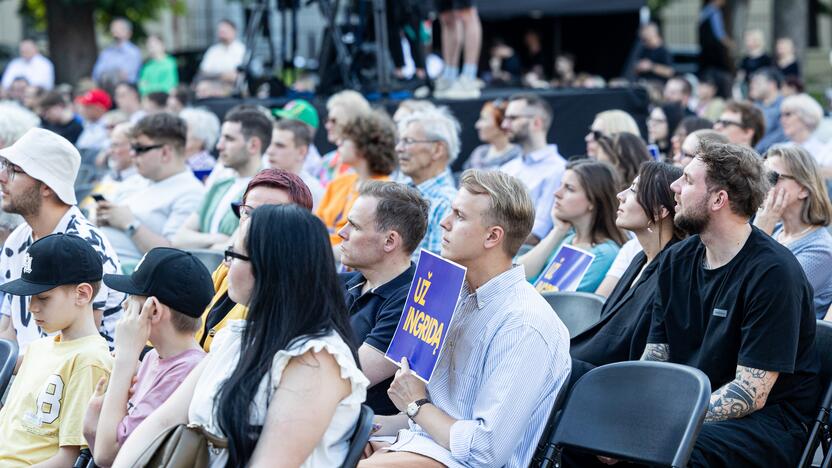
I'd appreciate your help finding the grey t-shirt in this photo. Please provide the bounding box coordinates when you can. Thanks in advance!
[773,225,832,318]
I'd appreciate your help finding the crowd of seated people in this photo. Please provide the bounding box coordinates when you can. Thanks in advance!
[3,17,832,467]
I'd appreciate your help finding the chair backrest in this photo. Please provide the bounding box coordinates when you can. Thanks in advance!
[551,361,711,468]
[187,249,225,273]
[813,320,832,408]
[341,404,375,468]
[542,291,605,338]
[530,369,572,468]
[0,338,19,397]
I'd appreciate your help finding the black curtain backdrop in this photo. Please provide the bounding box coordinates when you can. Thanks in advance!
[198,86,649,171]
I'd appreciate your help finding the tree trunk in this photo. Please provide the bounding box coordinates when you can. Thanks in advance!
[45,0,98,85]
[773,0,809,61]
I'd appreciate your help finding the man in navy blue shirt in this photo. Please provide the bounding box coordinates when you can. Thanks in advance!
[338,181,428,415]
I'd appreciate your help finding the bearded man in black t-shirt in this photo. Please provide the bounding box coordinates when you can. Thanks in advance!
[645,140,820,467]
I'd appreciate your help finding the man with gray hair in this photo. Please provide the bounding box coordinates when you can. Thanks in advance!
[395,107,459,258]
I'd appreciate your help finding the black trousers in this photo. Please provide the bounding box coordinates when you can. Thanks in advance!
[561,404,808,468]
[689,404,808,467]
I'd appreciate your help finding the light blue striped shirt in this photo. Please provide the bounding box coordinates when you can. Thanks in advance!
[412,169,457,262]
[389,265,571,467]
[499,145,566,240]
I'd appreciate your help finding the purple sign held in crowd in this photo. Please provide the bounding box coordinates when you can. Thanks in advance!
[386,249,467,382]
[534,244,595,293]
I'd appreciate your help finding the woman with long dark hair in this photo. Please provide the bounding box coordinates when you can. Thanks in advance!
[113,205,368,467]
[594,132,653,192]
[519,160,628,292]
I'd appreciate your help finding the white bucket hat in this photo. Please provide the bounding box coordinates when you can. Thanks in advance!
[0,128,80,205]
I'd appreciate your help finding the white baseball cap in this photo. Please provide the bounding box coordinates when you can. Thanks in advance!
[0,128,80,205]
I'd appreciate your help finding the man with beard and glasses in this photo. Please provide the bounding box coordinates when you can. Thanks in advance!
[643,140,819,467]
[0,128,124,355]
[499,93,566,245]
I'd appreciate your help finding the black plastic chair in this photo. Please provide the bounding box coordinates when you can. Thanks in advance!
[798,320,832,468]
[542,292,605,338]
[549,361,711,467]
[0,338,18,397]
[341,404,375,468]
[187,249,225,273]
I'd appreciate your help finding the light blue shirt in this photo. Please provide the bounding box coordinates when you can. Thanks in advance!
[755,95,788,153]
[413,169,457,261]
[772,225,832,318]
[500,145,566,240]
[92,40,142,83]
[700,4,727,40]
[389,265,571,467]
[529,233,621,292]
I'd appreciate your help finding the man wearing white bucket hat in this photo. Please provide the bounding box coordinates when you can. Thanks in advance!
[0,128,124,355]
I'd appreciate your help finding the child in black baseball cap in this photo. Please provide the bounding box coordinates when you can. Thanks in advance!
[82,247,214,465]
[0,233,113,466]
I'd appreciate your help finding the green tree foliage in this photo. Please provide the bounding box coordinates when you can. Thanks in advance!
[15,0,185,84]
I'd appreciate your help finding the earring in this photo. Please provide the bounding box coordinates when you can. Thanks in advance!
[647,221,655,233]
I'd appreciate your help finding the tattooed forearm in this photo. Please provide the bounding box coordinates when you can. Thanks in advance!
[705,366,779,422]
[641,343,670,362]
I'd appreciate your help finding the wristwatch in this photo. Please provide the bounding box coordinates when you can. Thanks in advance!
[125,219,142,237]
[406,398,431,420]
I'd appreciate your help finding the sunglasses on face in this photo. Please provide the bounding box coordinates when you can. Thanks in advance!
[131,143,164,155]
[715,119,745,129]
[768,171,796,185]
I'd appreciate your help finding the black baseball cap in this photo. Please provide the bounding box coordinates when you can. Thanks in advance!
[103,247,214,318]
[0,233,103,296]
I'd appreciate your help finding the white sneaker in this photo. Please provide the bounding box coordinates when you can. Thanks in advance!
[439,77,481,100]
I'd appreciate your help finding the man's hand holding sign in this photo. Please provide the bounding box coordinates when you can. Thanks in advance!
[372,250,466,451]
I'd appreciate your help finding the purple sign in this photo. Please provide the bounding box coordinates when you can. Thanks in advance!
[385,249,467,382]
[534,244,595,293]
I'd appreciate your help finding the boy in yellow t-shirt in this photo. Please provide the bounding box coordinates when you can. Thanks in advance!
[0,233,113,467]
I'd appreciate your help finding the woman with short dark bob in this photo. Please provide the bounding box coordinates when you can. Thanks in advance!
[113,205,368,467]
[571,161,684,371]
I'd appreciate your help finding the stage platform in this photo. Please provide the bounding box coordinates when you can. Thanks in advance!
[197,86,649,171]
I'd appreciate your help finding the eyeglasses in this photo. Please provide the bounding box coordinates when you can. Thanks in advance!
[0,159,24,182]
[768,171,796,185]
[224,248,250,263]
[238,204,254,217]
[647,117,667,124]
[502,114,537,122]
[399,137,439,146]
[131,143,164,155]
[715,119,746,129]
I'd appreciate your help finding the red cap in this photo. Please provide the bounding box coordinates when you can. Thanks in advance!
[75,88,112,110]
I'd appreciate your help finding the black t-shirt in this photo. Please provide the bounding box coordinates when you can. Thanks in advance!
[636,46,673,83]
[779,61,801,79]
[740,54,772,80]
[649,227,819,419]
[342,264,415,416]
[41,117,83,145]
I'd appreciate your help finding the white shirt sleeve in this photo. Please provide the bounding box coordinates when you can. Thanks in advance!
[606,238,643,279]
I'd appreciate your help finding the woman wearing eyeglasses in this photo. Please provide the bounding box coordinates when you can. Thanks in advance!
[780,94,826,160]
[754,145,832,319]
[194,169,313,352]
[113,204,368,467]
